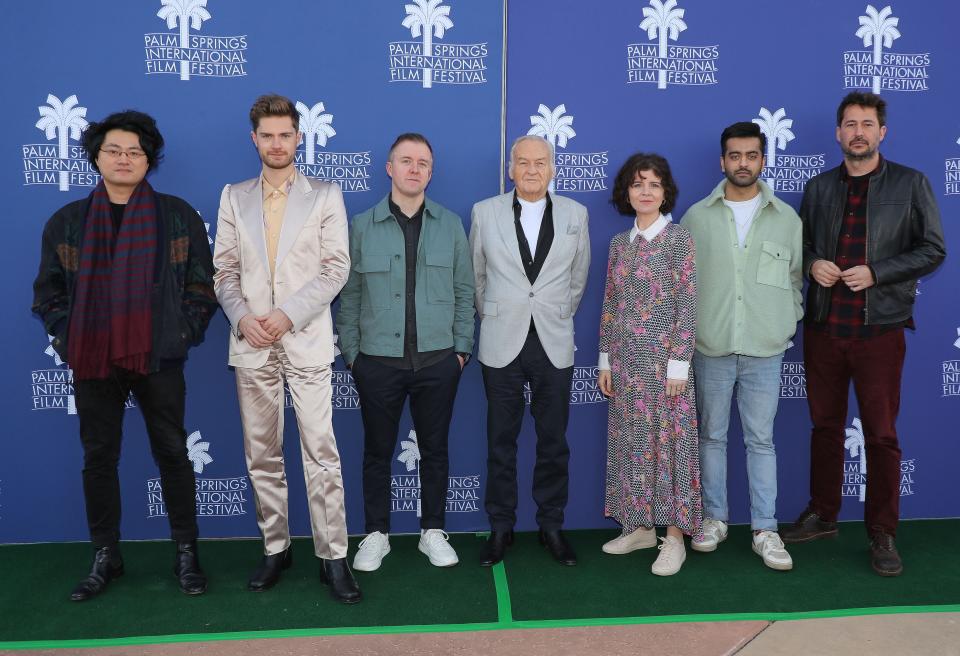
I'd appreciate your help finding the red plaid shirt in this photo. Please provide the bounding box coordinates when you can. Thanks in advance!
[822,157,904,338]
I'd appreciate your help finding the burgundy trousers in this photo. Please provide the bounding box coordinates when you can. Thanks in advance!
[802,326,905,536]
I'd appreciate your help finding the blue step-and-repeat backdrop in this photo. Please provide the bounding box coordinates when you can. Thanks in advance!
[1,0,956,544]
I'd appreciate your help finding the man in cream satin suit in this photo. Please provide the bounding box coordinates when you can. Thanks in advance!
[213,95,359,604]
[470,135,590,568]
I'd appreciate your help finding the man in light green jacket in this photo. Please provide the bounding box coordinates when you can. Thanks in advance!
[336,133,474,573]
[679,121,802,571]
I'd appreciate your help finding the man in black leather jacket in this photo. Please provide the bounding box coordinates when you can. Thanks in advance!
[781,92,945,577]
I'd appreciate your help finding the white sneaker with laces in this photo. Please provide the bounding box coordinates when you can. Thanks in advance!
[752,530,793,571]
[691,519,728,553]
[602,526,657,554]
[418,529,459,567]
[651,535,686,576]
[353,531,390,572]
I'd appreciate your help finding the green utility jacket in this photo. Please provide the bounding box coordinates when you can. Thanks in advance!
[336,195,475,365]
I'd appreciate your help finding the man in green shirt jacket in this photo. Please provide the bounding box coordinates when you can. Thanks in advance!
[336,133,475,573]
[680,122,803,571]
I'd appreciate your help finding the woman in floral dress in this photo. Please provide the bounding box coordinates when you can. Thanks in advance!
[597,153,703,576]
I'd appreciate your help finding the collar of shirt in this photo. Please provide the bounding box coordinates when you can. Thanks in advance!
[388,197,425,222]
[629,214,669,242]
[511,190,552,220]
[260,171,296,200]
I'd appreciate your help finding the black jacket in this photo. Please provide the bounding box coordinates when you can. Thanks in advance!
[31,191,218,371]
[800,158,946,325]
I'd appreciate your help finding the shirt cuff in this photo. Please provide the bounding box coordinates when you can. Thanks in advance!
[598,352,610,370]
[667,359,689,380]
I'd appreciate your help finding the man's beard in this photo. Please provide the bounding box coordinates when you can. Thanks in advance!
[724,168,760,188]
[841,141,877,162]
[261,152,295,169]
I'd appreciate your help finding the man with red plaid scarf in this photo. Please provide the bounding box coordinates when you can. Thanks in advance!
[781,92,946,576]
[32,110,217,600]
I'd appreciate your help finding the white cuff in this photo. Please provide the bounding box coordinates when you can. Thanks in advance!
[667,359,689,380]
[598,352,610,370]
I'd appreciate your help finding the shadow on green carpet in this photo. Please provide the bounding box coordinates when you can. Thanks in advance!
[503,519,960,620]
[0,533,497,642]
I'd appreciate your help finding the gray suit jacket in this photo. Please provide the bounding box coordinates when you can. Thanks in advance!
[469,191,590,369]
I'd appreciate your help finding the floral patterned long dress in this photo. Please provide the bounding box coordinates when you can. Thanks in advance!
[599,222,703,537]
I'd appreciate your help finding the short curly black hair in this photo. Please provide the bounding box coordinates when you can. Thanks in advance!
[82,110,164,173]
[610,152,678,216]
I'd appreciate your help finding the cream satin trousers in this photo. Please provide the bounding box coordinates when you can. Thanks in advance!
[235,344,348,559]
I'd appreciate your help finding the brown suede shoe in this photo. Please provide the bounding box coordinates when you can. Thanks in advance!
[870,530,903,577]
[780,508,838,544]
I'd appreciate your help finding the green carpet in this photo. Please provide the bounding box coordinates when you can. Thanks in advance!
[0,533,497,644]
[504,520,960,620]
[0,520,957,649]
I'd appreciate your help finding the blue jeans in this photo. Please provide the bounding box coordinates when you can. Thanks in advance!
[693,351,783,531]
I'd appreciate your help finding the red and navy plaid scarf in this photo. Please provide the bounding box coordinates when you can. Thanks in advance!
[68,180,157,379]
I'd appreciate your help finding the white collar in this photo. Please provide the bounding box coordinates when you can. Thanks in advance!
[629,214,670,242]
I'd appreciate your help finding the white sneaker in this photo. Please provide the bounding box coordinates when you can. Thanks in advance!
[691,519,729,553]
[353,531,390,572]
[602,527,657,554]
[651,535,686,576]
[752,530,793,571]
[418,529,459,567]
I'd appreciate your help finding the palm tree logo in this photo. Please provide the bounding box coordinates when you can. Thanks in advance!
[856,5,900,94]
[639,0,687,90]
[753,107,795,187]
[397,429,422,517]
[35,94,88,192]
[953,327,960,349]
[402,0,454,89]
[296,101,336,165]
[844,417,867,502]
[157,0,212,81]
[44,335,65,367]
[186,430,213,474]
[528,104,575,192]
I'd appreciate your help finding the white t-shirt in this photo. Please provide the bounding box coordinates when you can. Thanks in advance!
[723,192,762,248]
[517,197,547,254]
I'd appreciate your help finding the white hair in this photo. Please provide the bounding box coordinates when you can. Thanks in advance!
[508,135,555,174]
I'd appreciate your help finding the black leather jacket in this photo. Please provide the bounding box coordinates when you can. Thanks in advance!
[800,158,946,325]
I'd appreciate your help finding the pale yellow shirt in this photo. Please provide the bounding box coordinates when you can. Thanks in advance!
[261,172,295,277]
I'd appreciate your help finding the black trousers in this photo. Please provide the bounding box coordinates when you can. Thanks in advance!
[351,352,463,533]
[73,366,198,547]
[481,331,573,531]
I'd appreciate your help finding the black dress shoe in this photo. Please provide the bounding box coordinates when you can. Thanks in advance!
[320,557,361,604]
[479,530,514,567]
[539,529,577,566]
[247,546,293,592]
[70,545,124,602]
[870,530,903,577]
[174,541,207,595]
[780,508,838,544]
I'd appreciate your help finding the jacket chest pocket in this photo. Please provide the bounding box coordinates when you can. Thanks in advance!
[356,255,392,310]
[757,240,791,290]
[425,250,454,304]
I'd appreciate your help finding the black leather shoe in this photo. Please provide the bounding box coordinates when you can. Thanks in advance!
[780,508,838,544]
[247,546,293,592]
[70,545,124,602]
[174,541,207,595]
[539,529,577,566]
[479,530,514,567]
[870,530,903,577]
[320,557,361,604]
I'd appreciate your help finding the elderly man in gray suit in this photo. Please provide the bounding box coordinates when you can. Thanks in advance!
[470,135,591,567]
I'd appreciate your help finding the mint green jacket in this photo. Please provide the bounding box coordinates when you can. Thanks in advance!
[336,195,475,365]
[679,179,803,358]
